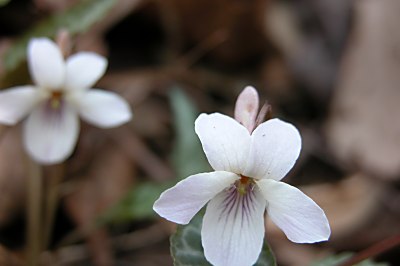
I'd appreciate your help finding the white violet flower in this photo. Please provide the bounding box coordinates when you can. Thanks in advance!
[153,87,330,266]
[0,37,132,164]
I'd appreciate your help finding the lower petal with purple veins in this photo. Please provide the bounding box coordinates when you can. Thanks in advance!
[202,185,266,266]
[23,101,79,165]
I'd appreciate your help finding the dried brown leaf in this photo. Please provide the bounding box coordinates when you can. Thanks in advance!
[266,174,385,266]
[0,245,23,266]
[326,0,400,179]
[0,126,27,226]
[109,127,173,181]
[165,0,270,66]
[64,142,135,266]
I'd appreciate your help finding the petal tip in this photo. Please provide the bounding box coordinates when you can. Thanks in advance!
[28,36,65,89]
[25,143,73,165]
[28,37,53,48]
[241,85,258,97]
[28,38,59,59]
[152,201,190,225]
[76,90,132,128]
[76,51,108,69]
[97,106,132,128]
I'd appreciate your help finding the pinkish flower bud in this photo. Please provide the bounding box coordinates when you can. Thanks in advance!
[234,86,259,132]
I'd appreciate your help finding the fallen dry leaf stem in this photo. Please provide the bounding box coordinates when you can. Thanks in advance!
[337,234,400,266]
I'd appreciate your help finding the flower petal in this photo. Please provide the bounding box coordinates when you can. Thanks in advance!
[195,113,251,173]
[257,179,330,243]
[202,186,266,266]
[234,86,259,132]
[72,89,132,128]
[65,52,107,91]
[243,118,301,181]
[0,86,41,125]
[23,102,79,165]
[28,38,65,89]
[153,171,238,224]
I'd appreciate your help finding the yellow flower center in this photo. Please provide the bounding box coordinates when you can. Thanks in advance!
[236,175,254,195]
[50,91,63,109]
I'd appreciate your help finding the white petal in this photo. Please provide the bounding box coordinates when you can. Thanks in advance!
[202,186,266,266]
[72,89,132,128]
[153,171,238,224]
[257,179,330,243]
[243,118,301,181]
[23,101,79,165]
[65,52,107,91]
[0,86,41,125]
[28,38,65,89]
[195,113,251,173]
[234,86,259,132]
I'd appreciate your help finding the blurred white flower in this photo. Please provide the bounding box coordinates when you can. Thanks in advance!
[0,37,132,164]
[153,87,330,266]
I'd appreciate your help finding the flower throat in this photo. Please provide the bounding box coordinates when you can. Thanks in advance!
[236,175,254,195]
[50,91,63,109]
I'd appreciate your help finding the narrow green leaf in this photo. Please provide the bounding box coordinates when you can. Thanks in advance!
[0,0,10,7]
[171,211,276,266]
[171,211,210,266]
[3,0,116,72]
[100,87,208,224]
[169,87,210,179]
[100,182,171,224]
[254,241,277,266]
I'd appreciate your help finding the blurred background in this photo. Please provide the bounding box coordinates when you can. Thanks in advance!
[0,0,399,265]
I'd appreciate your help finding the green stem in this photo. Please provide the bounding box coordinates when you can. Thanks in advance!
[42,164,64,250]
[26,159,43,266]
